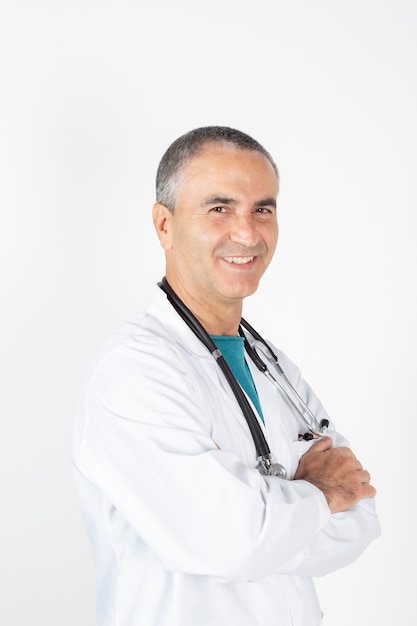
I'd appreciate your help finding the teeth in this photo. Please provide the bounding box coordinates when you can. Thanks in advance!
[223,256,254,265]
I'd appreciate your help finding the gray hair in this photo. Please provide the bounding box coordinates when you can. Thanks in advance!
[156,126,279,212]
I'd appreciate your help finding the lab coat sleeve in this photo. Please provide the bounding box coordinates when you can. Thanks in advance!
[278,499,380,577]
[273,348,381,577]
[73,335,336,582]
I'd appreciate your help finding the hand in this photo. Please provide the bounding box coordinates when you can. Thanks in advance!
[294,437,377,514]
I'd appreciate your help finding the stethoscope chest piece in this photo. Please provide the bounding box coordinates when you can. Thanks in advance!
[256,453,287,479]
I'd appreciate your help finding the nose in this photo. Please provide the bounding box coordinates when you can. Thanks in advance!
[229,214,259,247]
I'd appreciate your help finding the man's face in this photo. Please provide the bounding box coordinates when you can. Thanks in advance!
[153,143,279,313]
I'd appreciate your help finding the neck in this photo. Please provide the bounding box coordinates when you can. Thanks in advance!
[163,275,242,336]
[195,305,241,336]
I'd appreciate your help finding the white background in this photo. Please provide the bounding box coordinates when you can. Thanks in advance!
[1,0,416,624]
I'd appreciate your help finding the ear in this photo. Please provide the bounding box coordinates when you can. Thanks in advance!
[152,203,173,250]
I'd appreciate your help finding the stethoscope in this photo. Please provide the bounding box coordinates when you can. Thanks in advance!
[159,277,329,479]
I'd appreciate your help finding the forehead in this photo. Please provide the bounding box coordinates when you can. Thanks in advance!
[178,143,278,195]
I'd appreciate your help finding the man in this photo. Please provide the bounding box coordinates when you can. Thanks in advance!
[71,126,380,626]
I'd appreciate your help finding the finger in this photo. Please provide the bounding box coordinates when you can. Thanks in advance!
[358,469,371,484]
[338,446,356,459]
[361,482,377,499]
[307,436,332,453]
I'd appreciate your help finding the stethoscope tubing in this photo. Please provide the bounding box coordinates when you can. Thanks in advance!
[159,277,271,458]
[240,323,327,437]
[158,277,328,473]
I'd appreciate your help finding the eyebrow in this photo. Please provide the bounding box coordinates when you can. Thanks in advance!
[202,196,277,209]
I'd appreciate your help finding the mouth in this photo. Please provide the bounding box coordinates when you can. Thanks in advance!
[222,256,255,265]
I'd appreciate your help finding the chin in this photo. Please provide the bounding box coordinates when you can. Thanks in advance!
[224,280,260,301]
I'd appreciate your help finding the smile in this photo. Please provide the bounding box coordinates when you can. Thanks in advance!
[222,256,255,265]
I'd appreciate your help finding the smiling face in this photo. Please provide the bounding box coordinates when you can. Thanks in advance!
[152,143,279,333]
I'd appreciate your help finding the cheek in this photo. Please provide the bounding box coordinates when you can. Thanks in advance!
[171,217,227,266]
[270,221,279,247]
[172,230,207,268]
[261,223,278,255]
[270,232,278,257]
[186,224,222,255]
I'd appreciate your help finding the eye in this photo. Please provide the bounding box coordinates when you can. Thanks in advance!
[255,207,273,214]
[210,206,227,213]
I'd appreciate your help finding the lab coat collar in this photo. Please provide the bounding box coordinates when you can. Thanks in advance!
[145,284,217,361]
[146,283,265,359]
[144,284,269,434]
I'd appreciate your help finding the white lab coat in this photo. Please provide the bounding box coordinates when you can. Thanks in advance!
[71,286,380,626]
